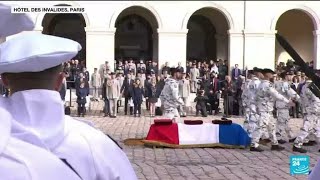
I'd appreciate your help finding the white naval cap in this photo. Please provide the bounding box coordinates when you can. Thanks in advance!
[0,33,81,74]
[0,3,34,37]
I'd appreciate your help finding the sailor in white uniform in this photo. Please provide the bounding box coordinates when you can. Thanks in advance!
[0,33,137,179]
[0,3,82,180]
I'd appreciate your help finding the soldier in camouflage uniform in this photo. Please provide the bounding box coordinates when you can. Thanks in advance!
[275,72,299,144]
[241,72,252,133]
[293,79,320,153]
[250,69,292,152]
[160,68,184,120]
[242,70,261,138]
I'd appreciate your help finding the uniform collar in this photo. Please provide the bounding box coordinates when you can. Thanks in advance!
[8,89,65,150]
[0,98,11,154]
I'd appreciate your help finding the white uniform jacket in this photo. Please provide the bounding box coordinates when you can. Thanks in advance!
[6,90,137,180]
[0,100,81,180]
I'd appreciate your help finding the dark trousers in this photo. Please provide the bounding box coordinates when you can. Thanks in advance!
[291,102,301,118]
[124,97,133,115]
[134,103,142,115]
[196,106,207,117]
[209,95,219,114]
[77,103,86,115]
[104,99,110,115]
[223,96,233,116]
[146,99,150,110]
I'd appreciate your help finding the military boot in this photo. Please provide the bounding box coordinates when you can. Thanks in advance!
[289,138,296,143]
[303,140,317,146]
[271,145,285,151]
[278,139,287,144]
[293,146,307,153]
[250,146,264,152]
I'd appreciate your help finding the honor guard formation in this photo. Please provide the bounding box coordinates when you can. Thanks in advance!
[0,3,137,180]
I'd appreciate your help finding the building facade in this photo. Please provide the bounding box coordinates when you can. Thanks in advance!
[4,1,320,74]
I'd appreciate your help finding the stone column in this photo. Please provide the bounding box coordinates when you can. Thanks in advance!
[85,27,116,74]
[158,29,188,70]
[313,30,320,69]
[243,30,277,70]
[228,30,244,73]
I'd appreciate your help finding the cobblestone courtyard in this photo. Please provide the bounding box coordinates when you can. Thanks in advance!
[71,100,319,180]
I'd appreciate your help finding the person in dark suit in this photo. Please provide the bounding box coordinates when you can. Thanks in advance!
[194,89,209,117]
[145,78,161,117]
[176,62,184,73]
[120,73,134,115]
[101,78,110,116]
[291,76,301,118]
[161,62,170,74]
[76,82,88,117]
[221,75,236,117]
[208,73,221,115]
[199,74,211,95]
[131,79,144,117]
[231,64,242,80]
[82,67,90,82]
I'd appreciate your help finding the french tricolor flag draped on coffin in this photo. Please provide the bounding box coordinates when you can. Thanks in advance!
[144,119,251,148]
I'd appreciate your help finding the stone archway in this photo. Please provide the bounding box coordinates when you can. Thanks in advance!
[186,7,230,65]
[275,9,317,68]
[114,6,159,64]
[42,8,87,66]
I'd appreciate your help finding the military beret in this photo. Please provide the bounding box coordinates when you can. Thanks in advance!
[110,72,115,75]
[279,72,287,79]
[170,67,178,74]
[252,67,262,73]
[262,68,275,74]
[247,70,254,74]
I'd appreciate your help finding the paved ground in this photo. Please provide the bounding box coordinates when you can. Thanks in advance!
[69,100,319,180]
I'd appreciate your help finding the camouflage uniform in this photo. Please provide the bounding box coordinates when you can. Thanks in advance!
[242,77,261,138]
[241,78,251,132]
[160,77,184,119]
[251,80,290,148]
[294,81,320,148]
[275,80,299,141]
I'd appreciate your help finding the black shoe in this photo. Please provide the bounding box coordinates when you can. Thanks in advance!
[250,146,264,152]
[303,141,317,146]
[310,140,317,145]
[293,146,307,153]
[278,139,287,144]
[181,115,187,117]
[289,138,296,143]
[271,145,285,151]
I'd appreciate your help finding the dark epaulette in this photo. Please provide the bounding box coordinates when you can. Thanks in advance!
[106,134,122,149]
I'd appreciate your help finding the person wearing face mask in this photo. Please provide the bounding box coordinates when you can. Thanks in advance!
[250,68,294,152]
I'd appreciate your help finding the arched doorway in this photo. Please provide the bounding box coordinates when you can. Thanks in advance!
[275,9,316,67]
[114,6,159,64]
[42,8,86,66]
[186,8,229,64]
